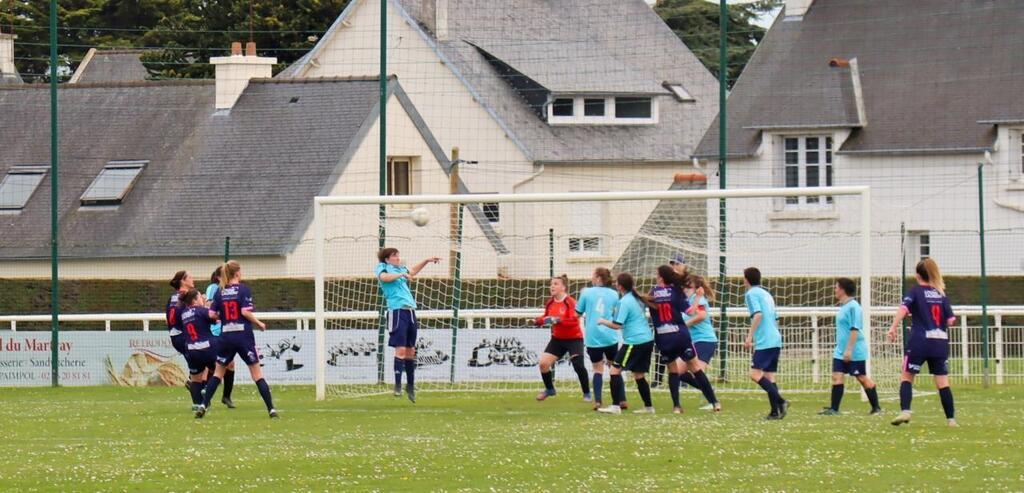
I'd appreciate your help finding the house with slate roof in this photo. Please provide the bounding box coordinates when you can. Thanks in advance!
[0,42,505,279]
[279,0,719,277]
[69,49,151,84]
[693,0,1024,275]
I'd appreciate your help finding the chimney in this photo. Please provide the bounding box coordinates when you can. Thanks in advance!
[785,0,814,19]
[210,42,277,110]
[435,0,449,41]
[0,33,16,77]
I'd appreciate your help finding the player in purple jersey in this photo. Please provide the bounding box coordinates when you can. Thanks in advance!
[178,289,219,411]
[648,265,719,414]
[887,258,958,427]
[196,260,277,419]
[166,270,194,358]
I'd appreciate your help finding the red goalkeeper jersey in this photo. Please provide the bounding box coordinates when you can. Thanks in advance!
[535,295,582,340]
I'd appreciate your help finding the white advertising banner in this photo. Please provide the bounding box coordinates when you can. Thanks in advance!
[0,328,608,387]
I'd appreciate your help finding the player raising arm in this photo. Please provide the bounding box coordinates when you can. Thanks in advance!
[576,268,621,410]
[743,267,788,420]
[597,273,656,415]
[818,278,881,416]
[887,258,958,427]
[534,274,590,402]
[376,248,440,403]
[196,260,277,419]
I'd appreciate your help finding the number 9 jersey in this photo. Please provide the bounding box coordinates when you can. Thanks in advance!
[901,285,955,358]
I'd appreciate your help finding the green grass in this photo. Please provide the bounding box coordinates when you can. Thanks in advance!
[0,386,1021,491]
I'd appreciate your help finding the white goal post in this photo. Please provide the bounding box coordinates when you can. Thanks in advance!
[313,186,876,400]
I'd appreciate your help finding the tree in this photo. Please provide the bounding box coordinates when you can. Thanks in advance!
[655,0,780,87]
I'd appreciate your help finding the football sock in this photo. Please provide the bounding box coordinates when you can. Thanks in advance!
[255,378,275,412]
[571,357,590,394]
[938,386,955,419]
[757,377,780,414]
[636,377,653,407]
[830,384,844,410]
[202,376,222,408]
[610,374,625,405]
[864,385,880,410]
[692,370,718,405]
[541,370,555,392]
[223,369,235,399]
[404,359,416,391]
[394,357,405,388]
[668,373,681,407]
[593,373,604,403]
[899,381,913,412]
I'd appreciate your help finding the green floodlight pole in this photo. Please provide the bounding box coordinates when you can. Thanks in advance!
[715,0,729,382]
[978,163,990,387]
[375,0,389,385]
[224,236,230,261]
[48,0,60,388]
[900,222,909,349]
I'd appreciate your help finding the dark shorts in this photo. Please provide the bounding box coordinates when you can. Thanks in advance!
[655,326,696,363]
[832,358,867,376]
[613,341,654,374]
[586,343,619,364]
[544,338,585,359]
[904,351,949,376]
[751,347,781,372]
[693,341,717,364]
[387,309,418,348]
[187,346,218,376]
[216,331,260,366]
[170,334,188,356]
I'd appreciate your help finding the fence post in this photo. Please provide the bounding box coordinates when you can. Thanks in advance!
[811,315,820,384]
[143,320,150,332]
[10,321,15,332]
[960,316,969,380]
[994,314,1003,385]
[105,320,111,332]
[466,316,474,330]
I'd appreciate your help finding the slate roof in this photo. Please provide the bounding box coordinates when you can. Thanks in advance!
[0,77,506,259]
[283,0,720,164]
[695,0,1024,158]
[70,49,151,84]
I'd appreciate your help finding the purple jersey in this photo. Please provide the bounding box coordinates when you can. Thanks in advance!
[165,291,183,336]
[211,283,255,333]
[901,285,955,357]
[180,306,215,350]
[648,285,690,328]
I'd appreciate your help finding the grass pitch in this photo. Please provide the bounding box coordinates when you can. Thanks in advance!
[0,385,1021,491]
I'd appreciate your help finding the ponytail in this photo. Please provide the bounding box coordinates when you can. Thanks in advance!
[617,272,652,308]
[180,289,201,307]
[689,275,716,304]
[657,265,684,291]
[916,258,946,295]
[220,260,241,289]
[169,270,187,290]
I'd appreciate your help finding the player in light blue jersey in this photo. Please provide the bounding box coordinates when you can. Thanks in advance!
[819,278,882,416]
[682,275,721,411]
[596,273,656,415]
[204,265,236,409]
[743,267,788,420]
[376,247,440,403]
[575,267,621,410]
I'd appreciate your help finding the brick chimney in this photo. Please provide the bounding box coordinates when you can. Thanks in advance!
[210,42,277,110]
[0,33,16,78]
[785,0,815,19]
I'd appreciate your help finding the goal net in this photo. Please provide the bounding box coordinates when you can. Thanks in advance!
[313,187,903,399]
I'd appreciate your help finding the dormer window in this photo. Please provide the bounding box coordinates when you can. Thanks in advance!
[663,82,695,102]
[0,165,48,212]
[80,160,147,207]
[547,96,658,125]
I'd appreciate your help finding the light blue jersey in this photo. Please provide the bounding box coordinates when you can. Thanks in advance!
[745,286,782,349]
[685,294,717,343]
[834,299,869,361]
[576,286,621,348]
[375,263,417,311]
[614,293,653,345]
[205,283,223,336]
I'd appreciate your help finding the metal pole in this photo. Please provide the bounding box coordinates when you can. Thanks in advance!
[978,163,990,387]
[48,0,60,388]
[314,202,326,400]
[449,149,463,385]
[223,236,230,262]
[376,0,388,385]
[901,222,909,349]
[548,228,554,279]
[716,0,729,382]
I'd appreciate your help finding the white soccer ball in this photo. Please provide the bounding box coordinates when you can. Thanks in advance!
[410,207,430,227]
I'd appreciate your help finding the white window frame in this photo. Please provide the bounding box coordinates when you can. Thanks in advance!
[663,82,695,102]
[909,230,930,261]
[547,96,658,126]
[80,160,147,207]
[385,156,418,212]
[782,136,834,209]
[0,165,48,212]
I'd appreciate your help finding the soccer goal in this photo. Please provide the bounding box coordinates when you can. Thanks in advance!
[313,186,903,400]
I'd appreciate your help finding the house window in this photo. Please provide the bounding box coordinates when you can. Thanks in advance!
[0,166,48,211]
[80,161,146,206]
[783,136,833,207]
[584,98,606,117]
[664,83,694,102]
[568,200,604,255]
[917,232,930,260]
[387,158,411,196]
[615,97,652,119]
[482,202,500,223]
[551,98,574,117]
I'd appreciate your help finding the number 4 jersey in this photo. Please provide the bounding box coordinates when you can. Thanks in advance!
[212,283,255,333]
[901,284,955,358]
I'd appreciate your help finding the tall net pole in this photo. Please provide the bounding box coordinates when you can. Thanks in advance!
[715,0,729,381]
[48,0,59,388]
[375,0,389,385]
[978,163,990,388]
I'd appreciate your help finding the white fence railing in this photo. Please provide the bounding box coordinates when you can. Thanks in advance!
[3,306,1023,384]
